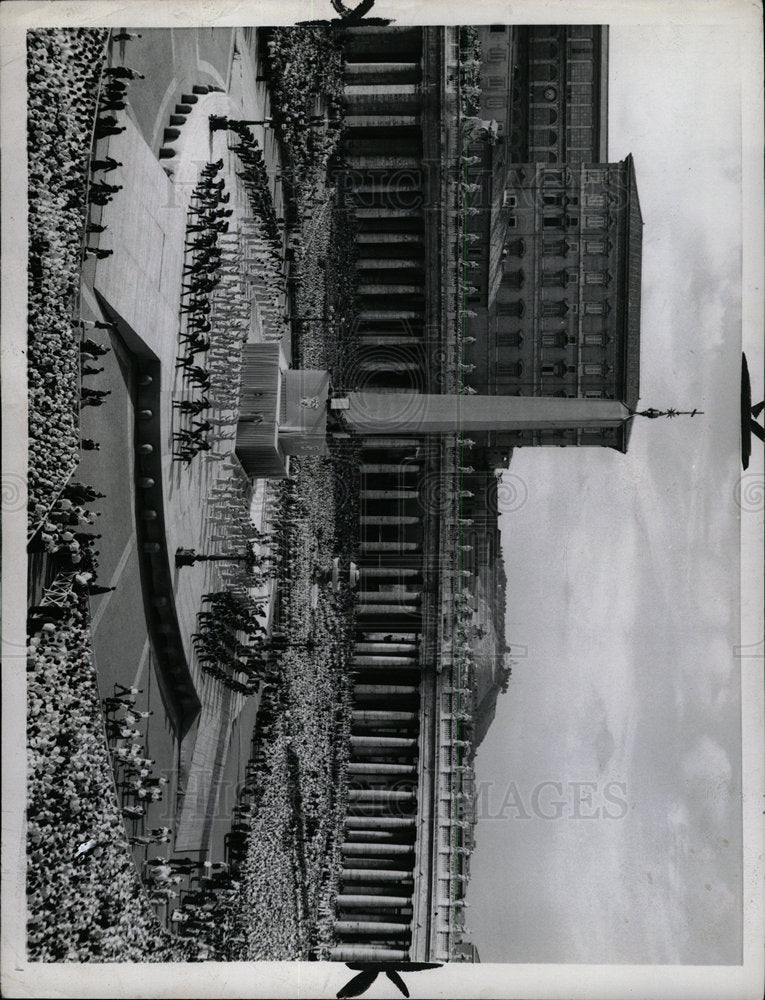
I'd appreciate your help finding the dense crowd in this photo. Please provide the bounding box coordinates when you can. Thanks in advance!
[27,29,109,528]
[26,588,197,961]
[263,27,345,203]
[233,455,357,959]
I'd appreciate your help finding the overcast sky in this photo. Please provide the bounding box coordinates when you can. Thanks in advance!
[468,23,754,964]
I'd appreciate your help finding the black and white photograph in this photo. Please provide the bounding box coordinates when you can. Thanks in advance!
[1,1,762,997]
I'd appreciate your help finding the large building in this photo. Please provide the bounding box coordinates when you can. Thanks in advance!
[315,22,643,964]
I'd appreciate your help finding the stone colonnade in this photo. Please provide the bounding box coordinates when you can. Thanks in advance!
[330,26,434,962]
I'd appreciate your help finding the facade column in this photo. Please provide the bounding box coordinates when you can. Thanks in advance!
[337,895,413,909]
[350,737,418,752]
[360,542,421,552]
[357,604,421,615]
[342,842,415,856]
[351,710,419,724]
[334,921,411,937]
[354,685,419,698]
[347,788,415,804]
[330,946,409,962]
[352,656,419,669]
[345,814,416,829]
[348,762,417,776]
[354,641,418,652]
[341,869,413,883]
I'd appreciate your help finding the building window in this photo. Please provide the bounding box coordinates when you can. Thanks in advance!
[583,333,606,346]
[498,361,523,376]
[490,24,507,32]
[584,301,609,315]
[569,38,594,55]
[566,215,579,228]
[503,191,517,208]
[544,86,557,101]
[489,76,507,89]
[584,193,606,208]
[541,361,567,377]
[583,363,605,376]
[498,300,525,317]
[541,332,567,348]
[502,267,525,288]
[488,46,506,61]
[585,390,604,398]
[542,238,569,256]
[584,169,605,184]
[542,300,568,317]
[584,270,610,285]
[584,214,607,229]
[506,215,517,229]
[497,330,523,347]
[486,96,506,110]
[584,239,608,255]
[541,269,567,287]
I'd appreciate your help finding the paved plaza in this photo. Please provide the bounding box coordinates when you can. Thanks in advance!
[78,27,284,872]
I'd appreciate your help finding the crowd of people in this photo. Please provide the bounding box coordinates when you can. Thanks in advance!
[26,588,197,961]
[27,28,109,529]
[234,456,356,959]
[262,27,345,202]
[25,23,371,965]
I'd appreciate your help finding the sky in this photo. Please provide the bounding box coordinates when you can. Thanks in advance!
[468,23,757,964]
